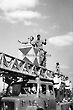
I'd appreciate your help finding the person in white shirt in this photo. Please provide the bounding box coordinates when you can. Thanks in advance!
[65,77,70,90]
[65,77,70,99]
[53,74,60,89]
[69,81,72,92]
[53,74,60,101]
[69,81,73,100]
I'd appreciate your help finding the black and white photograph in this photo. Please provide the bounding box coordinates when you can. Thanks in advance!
[0,0,73,110]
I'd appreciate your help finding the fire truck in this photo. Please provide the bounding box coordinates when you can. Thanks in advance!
[0,35,73,110]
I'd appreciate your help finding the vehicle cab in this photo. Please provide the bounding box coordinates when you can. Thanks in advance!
[1,77,56,110]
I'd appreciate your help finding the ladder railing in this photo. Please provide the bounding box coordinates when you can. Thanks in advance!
[0,52,53,79]
[0,52,26,72]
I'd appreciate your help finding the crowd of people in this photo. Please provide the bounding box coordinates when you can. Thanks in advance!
[53,72,73,103]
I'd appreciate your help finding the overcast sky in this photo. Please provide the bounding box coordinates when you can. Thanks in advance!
[0,0,73,84]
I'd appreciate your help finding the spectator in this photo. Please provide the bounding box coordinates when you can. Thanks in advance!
[31,84,36,94]
[53,74,60,99]
[65,77,70,99]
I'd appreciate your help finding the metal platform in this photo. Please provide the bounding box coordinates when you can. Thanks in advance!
[0,52,53,84]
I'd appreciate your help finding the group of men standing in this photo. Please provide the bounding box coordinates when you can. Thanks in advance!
[53,70,72,103]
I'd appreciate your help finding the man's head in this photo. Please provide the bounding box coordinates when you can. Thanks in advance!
[37,34,41,40]
[56,62,59,66]
[65,76,68,80]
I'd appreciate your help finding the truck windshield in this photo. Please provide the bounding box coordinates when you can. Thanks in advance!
[21,83,37,94]
[1,101,14,110]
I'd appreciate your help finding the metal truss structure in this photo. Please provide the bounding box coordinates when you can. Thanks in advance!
[0,52,53,85]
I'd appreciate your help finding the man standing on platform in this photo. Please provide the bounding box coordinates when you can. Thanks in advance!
[31,34,47,67]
